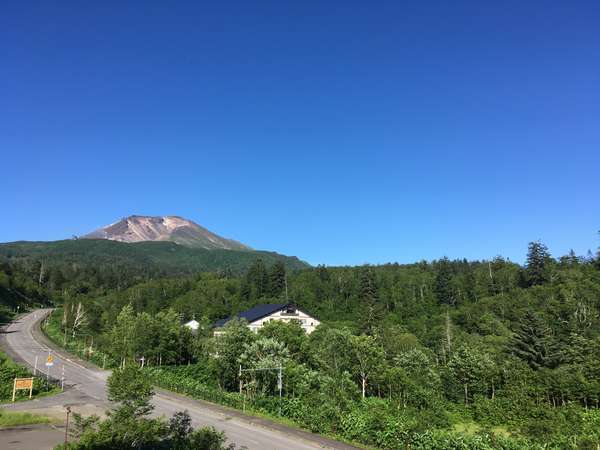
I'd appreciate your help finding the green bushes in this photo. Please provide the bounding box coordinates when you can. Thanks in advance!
[148,366,553,449]
[408,430,536,450]
[0,351,56,402]
[146,367,245,410]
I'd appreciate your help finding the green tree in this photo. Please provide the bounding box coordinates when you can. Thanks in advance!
[447,345,493,405]
[435,257,454,305]
[349,334,384,398]
[308,326,354,378]
[249,259,269,298]
[358,268,382,335]
[258,320,306,358]
[107,304,137,368]
[510,311,559,370]
[213,318,255,390]
[239,337,289,395]
[525,241,552,286]
[57,369,238,450]
[268,261,286,298]
[155,308,187,365]
[107,366,155,418]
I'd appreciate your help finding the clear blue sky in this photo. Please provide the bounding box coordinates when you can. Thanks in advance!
[2,1,599,266]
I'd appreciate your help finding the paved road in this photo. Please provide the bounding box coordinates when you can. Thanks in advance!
[0,424,64,450]
[1,310,357,450]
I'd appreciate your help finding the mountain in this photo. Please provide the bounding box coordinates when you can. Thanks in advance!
[82,215,250,251]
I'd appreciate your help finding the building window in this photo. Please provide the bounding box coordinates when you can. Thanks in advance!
[283,305,298,315]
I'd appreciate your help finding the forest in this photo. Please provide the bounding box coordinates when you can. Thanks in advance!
[2,239,600,448]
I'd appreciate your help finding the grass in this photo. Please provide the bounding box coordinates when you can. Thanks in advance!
[0,409,53,427]
[4,386,62,405]
[453,421,513,438]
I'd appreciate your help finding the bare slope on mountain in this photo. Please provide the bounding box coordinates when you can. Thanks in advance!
[83,215,250,251]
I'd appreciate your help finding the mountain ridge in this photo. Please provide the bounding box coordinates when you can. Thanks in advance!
[0,239,309,277]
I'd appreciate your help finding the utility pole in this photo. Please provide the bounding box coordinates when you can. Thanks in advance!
[239,365,284,415]
[278,364,283,416]
[34,355,38,376]
[46,352,51,389]
[64,406,71,448]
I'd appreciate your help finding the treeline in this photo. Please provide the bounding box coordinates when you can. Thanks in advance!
[11,237,600,447]
[0,239,307,294]
[0,259,52,323]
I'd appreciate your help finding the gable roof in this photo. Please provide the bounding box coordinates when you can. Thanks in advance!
[184,319,200,330]
[214,303,287,328]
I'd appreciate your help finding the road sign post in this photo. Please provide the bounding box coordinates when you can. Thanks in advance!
[45,353,54,390]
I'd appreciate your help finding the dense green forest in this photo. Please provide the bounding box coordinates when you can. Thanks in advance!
[3,238,600,448]
[0,239,307,289]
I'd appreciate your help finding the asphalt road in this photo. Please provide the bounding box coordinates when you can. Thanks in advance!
[1,309,357,450]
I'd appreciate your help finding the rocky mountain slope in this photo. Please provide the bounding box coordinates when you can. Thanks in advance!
[82,215,250,251]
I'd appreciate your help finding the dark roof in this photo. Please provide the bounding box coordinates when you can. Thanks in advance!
[214,303,287,328]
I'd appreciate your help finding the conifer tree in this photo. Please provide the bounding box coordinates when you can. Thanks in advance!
[510,311,559,370]
[359,268,382,335]
[525,241,552,286]
[246,259,269,299]
[435,257,454,306]
[268,261,286,298]
[316,265,330,282]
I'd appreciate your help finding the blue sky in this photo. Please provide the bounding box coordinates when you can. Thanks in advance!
[2,1,599,266]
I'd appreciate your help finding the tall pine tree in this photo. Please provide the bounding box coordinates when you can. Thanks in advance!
[268,261,286,299]
[435,257,455,306]
[359,268,382,335]
[510,311,559,370]
[525,241,552,286]
[246,259,269,299]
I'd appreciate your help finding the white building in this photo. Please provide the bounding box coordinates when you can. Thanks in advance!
[183,319,200,333]
[213,303,320,334]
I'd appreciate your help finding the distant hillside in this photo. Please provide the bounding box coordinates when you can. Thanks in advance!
[0,240,308,278]
[82,215,250,251]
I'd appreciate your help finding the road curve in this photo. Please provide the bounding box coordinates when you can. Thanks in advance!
[1,309,357,450]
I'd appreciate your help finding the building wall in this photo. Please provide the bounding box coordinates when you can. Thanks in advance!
[248,308,320,334]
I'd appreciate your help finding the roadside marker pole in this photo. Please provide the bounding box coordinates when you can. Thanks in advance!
[61,365,65,391]
[64,407,71,448]
[278,365,283,416]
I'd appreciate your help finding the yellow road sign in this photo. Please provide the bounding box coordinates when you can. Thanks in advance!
[12,377,34,401]
[45,354,54,366]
